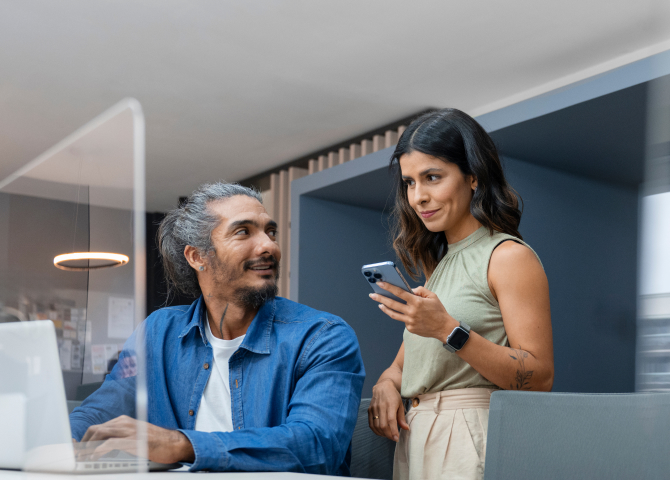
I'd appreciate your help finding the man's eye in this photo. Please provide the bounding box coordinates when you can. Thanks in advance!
[428,175,440,181]
[269,229,278,238]
[235,228,248,235]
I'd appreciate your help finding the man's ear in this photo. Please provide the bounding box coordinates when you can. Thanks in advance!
[184,245,206,271]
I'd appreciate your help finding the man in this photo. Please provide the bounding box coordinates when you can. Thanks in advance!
[69,182,365,474]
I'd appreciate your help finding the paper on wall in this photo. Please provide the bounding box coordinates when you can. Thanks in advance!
[91,343,122,374]
[77,321,87,343]
[71,343,83,370]
[108,297,134,339]
[91,345,106,374]
[59,339,72,371]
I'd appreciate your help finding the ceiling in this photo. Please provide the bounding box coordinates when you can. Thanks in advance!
[1,0,670,211]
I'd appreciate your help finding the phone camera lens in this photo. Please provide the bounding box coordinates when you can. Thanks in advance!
[368,278,376,283]
[373,273,382,279]
[363,271,371,277]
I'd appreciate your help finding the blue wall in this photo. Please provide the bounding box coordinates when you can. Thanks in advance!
[296,156,639,397]
[504,156,639,393]
[297,197,413,398]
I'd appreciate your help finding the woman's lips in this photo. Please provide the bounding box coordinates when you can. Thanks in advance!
[420,209,438,219]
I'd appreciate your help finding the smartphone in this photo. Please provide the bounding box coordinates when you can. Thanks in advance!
[362,261,413,304]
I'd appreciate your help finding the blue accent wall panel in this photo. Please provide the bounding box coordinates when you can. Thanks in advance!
[504,156,638,393]
[294,156,639,395]
[297,196,420,398]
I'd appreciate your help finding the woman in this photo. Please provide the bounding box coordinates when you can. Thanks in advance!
[368,108,554,480]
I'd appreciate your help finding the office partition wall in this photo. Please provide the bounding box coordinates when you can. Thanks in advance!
[291,52,670,397]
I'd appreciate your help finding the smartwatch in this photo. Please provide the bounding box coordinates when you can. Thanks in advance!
[443,321,471,353]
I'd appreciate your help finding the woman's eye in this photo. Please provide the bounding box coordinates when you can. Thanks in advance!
[403,179,414,187]
[428,175,440,181]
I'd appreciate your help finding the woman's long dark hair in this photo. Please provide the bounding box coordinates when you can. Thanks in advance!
[390,108,523,280]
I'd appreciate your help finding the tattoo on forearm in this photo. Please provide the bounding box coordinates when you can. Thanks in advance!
[509,346,534,390]
[218,303,229,336]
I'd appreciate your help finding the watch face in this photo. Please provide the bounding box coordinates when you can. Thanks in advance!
[449,327,470,350]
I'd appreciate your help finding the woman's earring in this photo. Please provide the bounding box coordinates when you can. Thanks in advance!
[199,266,205,271]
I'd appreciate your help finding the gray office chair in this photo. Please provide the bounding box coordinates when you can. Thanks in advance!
[350,398,396,480]
[66,381,104,414]
[484,391,670,480]
[75,381,104,401]
[66,400,82,414]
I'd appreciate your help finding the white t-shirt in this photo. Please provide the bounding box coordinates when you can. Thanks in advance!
[194,316,245,433]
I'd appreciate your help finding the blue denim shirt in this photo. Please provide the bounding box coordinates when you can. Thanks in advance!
[69,296,365,475]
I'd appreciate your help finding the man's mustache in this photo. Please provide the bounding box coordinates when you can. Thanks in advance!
[243,256,279,271]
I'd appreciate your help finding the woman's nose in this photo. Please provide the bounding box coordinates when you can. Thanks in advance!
[413,184,429,205]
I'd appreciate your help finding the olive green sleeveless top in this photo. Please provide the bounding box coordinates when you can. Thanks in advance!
[401,226,541,398]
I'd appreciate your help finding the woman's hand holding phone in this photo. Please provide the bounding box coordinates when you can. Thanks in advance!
[370,282,459,341]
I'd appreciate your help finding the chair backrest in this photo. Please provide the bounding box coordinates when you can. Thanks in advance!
[75,381,104,401]
[350,398,396,480]
[66,400,82,414]
[484,391,670,480]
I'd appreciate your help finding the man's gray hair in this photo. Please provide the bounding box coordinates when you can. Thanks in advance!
[158,182,263,299]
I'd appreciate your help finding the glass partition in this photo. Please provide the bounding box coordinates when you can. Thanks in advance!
[0,98,147,471]
[637,71,670,392]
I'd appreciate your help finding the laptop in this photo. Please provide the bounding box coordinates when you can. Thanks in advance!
[0,320,180,473]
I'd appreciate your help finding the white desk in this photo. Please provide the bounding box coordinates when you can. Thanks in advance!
[0,471,347,480]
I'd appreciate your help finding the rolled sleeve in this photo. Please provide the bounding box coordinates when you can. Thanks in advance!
[178,428,229,471]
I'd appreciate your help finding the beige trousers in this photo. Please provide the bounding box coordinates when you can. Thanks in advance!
[393,388,494,480]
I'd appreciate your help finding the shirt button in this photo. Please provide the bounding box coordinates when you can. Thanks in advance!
[412,398,420,408]
[204,363,209,370]
[188,410,194,416]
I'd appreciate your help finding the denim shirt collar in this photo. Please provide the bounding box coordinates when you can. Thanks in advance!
[178,295,275,355]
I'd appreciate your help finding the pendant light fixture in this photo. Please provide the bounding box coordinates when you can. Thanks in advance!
[52,157,130,272]
[54,252,129,271]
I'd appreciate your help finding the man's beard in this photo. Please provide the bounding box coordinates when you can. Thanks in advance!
[209,254,280,309]
[234,282,279,309]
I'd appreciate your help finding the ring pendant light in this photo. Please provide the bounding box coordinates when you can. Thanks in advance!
[54,252,129,271]
[52,157,130,272]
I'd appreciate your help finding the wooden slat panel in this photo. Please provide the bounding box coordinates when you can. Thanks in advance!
[384,130,398,148]
[349,143,361,160]
[308,159,317,175]
[276,170,289,297]
[372,134,385,152]
[327,151,338,168]
[285,167,308,299]
[361,139,373,156]
[318,155,327,171]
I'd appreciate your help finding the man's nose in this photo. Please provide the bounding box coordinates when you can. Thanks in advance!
[256,232,281,259]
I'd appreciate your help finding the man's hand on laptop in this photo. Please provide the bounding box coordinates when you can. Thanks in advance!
[76,415,195,464]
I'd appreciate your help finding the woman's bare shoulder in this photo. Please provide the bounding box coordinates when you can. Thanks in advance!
[492,239,541,267]
[488,240,546,297]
